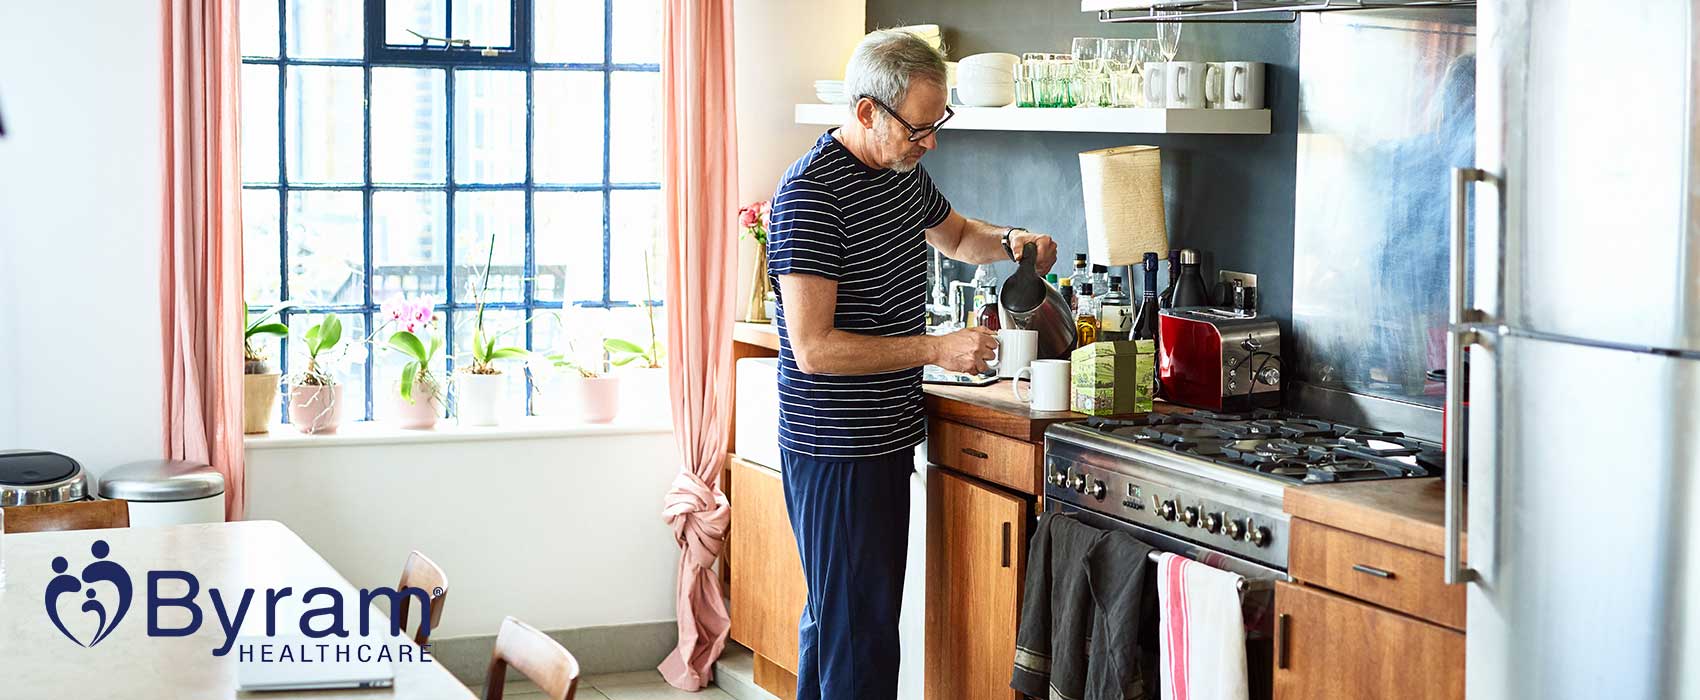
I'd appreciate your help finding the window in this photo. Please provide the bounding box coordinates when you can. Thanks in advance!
[240,0,664,422]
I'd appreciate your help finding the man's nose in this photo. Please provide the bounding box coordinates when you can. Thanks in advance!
[918,130,938,151]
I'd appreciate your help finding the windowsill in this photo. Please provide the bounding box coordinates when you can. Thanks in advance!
[243,414,673,450]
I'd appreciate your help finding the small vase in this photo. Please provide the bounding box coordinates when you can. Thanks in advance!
[288,384,343,434]
[456,372,506,427]
[394,379,444,430]
[745,245,771,323]
[574,375,622,424]
[243,373,281,434]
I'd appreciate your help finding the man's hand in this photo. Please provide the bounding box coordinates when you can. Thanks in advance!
[931,327,999,374]
[1010,230,1059,273]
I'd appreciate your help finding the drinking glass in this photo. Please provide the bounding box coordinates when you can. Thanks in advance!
[1052,55,1077,107]
[1070,37,1107,107]
[1103,38,1139,107]
[1015,61,1037,107]
[1157,12,1183,62]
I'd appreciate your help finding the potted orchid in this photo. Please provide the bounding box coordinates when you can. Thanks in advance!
[740,200,771,323]
[528,315,622,424]
[381,297,444,429]
[243,301,295,434]
[286,313,345,434]
[454,238,528,426]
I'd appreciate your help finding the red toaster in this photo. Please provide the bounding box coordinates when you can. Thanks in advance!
[1157,308,1282,412]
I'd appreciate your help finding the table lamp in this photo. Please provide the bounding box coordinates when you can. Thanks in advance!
[1079,144,1168,296]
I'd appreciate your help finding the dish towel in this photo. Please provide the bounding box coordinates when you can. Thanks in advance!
[1156,552,1250,700]
[1012,513,1107,700]
[1083,530,1158,700]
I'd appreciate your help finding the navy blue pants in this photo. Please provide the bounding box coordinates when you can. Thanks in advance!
[780,447,913,700]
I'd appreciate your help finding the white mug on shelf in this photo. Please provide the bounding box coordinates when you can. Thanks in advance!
[1205,62,1226,108]
[1166,61,1207,109]
[1224,61,1267,109]
[991,329,1039,379]
[1013,359,1071,412]
[1141,61,1167,108]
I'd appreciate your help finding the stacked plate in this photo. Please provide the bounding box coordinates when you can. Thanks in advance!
[956,53,1019,107]
[815,80,847,104]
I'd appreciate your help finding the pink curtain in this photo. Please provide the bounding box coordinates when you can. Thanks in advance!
[160,0,246,520]
[657,0,739,690]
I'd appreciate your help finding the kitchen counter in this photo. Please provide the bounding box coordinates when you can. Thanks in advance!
[1283,478,1464,557]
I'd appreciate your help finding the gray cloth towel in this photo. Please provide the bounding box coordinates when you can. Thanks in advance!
[1084,531,1158,700]
[1012,513,1107,700]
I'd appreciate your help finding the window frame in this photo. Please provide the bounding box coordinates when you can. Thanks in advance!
[242,0,663,423]
[365,0,533,66]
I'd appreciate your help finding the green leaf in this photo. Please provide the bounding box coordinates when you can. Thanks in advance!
[429,334,443,361]
[489,347,529,361]
[304,325,322,354]
[472,327,487,361]
[400,361,417,404]
[245,301,300,333]
[321,314,343,348]
[247,322,289,339]
[604,338,645,354]
[389,331,428,363]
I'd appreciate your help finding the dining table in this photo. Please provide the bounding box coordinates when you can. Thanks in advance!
[0,519,476,699]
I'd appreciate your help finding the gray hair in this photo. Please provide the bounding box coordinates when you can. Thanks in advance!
[844,30,947,114]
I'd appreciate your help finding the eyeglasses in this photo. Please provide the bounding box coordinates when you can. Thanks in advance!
[858,94,954,142]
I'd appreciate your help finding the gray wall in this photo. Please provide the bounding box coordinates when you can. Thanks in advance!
[867,0,1301,332]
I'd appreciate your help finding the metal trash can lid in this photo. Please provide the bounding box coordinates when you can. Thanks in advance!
[0,449,88,506]
[98,459,225,502]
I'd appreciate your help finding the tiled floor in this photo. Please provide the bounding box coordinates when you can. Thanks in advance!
[482,670,736,699]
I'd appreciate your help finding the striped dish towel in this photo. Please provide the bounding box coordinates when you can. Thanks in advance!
[1155,553,1249,700]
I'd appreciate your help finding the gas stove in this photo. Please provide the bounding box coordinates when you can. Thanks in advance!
[1043,410,1442,572]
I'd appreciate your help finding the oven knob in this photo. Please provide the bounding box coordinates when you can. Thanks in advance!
[1089,480,1107,500]
[1049,469,1068,487]
[1181,506,1200,527]
[1203,512,1222,534]
[1250,525,1271,547]
[1068,473,1087,492]
[1158,500,1177,521]
[1224,519,1245,541]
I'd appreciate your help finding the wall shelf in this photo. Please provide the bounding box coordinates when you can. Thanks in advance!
[794,103,1271,135]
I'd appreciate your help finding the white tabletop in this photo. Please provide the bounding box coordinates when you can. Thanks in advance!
[0,520,476,700]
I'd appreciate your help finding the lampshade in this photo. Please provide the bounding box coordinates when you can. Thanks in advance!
[1079,145,1168,267]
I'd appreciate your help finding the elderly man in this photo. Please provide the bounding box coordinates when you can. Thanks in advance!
[765,30,1059,700]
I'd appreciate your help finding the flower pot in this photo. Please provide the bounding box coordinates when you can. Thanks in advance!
[574,375,622,424]
[456,373,506,427]
[243,373,281,434]
[288,384,343,434]
[393,379,444,430]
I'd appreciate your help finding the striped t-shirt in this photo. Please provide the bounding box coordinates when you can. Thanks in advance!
[767,130,953,459]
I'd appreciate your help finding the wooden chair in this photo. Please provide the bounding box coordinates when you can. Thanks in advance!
[483,616,580,700]
[1,499,129,533]
[395,550,449,647]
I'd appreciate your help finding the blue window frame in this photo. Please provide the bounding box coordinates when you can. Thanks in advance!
[240,0,664,422]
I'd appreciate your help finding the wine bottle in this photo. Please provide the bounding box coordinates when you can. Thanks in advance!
[1171,248,1211,308]
[1133,253,1161,341]
[1158,249,1181,309]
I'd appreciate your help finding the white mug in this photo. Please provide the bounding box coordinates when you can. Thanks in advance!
[1204,62,1226,108]
[1166,61,1207,109]
[1141,61,1167,108]
[1013,359,1071,412]
[992,329,1039,379]
[1224,61,1266,109]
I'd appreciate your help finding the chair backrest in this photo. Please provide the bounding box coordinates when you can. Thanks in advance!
[395,550,449,647]
[483,616,579,700]
[1,500,129,533]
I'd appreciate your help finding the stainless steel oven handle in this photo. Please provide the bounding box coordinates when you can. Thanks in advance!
[1445,166,1486,586]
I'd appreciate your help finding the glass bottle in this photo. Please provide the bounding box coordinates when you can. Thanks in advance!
[1170,248,1212,308]
[1098,275,1133,342]
[1069,254,1091,300]
[977,287,1002,331]
[1059,277,1076,315]
[1158,249,1181,309]
[1133,252,1161,341]
[1075,283,1100,348]
[1091,264,1111,298]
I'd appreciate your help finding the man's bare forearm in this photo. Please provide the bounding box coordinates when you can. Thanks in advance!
[790,327,938,375]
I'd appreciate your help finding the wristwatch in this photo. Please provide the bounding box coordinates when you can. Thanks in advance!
[1001,227,1027,261]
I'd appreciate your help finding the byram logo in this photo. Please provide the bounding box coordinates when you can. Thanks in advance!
[44,540,134,647]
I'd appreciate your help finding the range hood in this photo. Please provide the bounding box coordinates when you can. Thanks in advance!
[1083,0,1474,23]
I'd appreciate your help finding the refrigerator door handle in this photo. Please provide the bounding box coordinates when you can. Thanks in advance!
[1446,166,1487,585]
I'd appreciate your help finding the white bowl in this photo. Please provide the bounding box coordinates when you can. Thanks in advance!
[957,81,1015,107]
[960,52,1021,71]
[956,63,1016,85]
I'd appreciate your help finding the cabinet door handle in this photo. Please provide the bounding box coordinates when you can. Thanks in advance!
[1276,613,1290,670]
[1352,564,1395,579]
[1001,522,1012,568]
[962,447,990,460]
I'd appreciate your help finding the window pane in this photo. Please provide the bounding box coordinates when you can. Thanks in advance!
[533,191,604,303]
[608,71,660,183]
[241,0,279,58]
[535,0,603,63]
[531,307,614,370]
[284,311,367,423]
[286,66,365,184]
[244,189,282,304]
[372,68,447,184]
[385,0,446,46]
[602,305,665,360]
[612,0,662,65]
[286,0,363,59]
[246,310,284,369]
[373,191,448,305]
[609,188,662,303]
[454,191,526,303]
[533,70,603,185]
[242,64,279,184]
[372,313,448,420]
[453,70,526,184]
[285,191,364,305]
[452,0,514,49]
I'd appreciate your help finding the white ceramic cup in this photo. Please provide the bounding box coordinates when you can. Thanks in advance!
[1224,61,1267,109]
[991,329,1039,379]
[1142,61,1167,107]
[1166,61,1207,109]
[1013,359,1071,412]
[1204,62,1226,108]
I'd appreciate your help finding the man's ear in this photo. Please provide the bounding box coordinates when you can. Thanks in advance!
[854,98,877,130]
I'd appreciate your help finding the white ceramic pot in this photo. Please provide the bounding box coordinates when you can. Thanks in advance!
[288,384,343,434]
[456,372,506,427]
[394,379,444,430]
[574,375,622,424]
[243,373,281,434]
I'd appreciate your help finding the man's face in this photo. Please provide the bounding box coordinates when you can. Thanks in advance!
[871,80,946,173]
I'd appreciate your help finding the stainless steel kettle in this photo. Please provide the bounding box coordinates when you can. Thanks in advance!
[998,242,1077,359]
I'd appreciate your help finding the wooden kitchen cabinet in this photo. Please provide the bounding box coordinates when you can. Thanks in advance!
[926,467,1027,700]
[1273,581,1464,700]
[728,456,807,684]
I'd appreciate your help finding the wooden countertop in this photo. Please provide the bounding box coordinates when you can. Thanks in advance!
[734,321,781,351]
[1283,478,1463,557]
